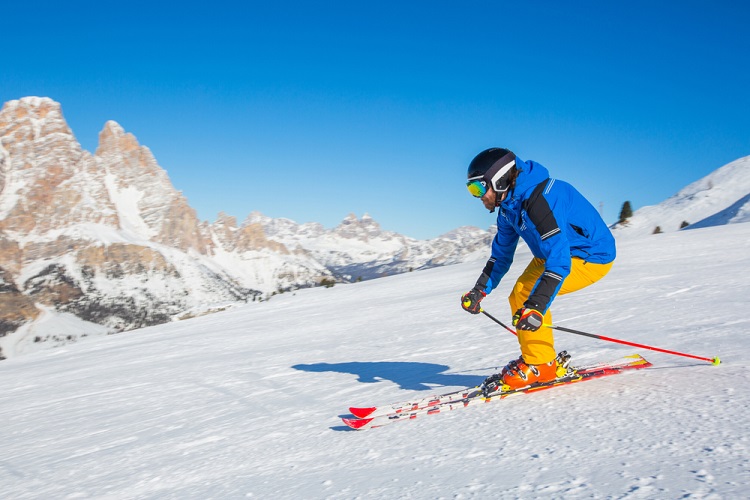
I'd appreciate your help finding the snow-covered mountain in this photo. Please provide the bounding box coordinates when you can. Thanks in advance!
[0,97,491,358]
[1,221,748,498]
[611,155,750,236]
[246,211,492,280]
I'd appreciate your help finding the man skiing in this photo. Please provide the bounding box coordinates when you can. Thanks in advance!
[461,148,616,389]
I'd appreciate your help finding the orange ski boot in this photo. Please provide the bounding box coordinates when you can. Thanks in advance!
[500,355,559,390]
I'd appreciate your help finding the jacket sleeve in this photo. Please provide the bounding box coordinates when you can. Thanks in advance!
[475,217,519,295]
[524,181,571,313]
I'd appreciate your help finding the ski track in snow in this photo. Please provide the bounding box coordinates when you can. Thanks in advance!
[1,223,750,498]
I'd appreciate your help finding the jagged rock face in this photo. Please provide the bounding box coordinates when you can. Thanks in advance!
[0,98,216,337]
[76,244,181,280]
[23,261,179,332]
[211,212,240,251]
[0,99,210,252]
[334,213,383,240]
[0,98,264,356]
[25,263,85,307]
[0,98,118,235]
[0,233,22,275]
[0,268,40,341]
[213,212,292,255]
[235,223,289,254]
[95,121,210,253]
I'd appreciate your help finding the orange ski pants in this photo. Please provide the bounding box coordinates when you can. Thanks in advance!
[509,257,613,365]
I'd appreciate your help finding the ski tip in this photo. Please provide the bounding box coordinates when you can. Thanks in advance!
[712,356,721,366]
[624,354,651,367]
[342,417,373,430]
[349,406,377,419]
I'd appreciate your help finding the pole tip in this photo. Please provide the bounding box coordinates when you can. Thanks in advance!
[711,356,721,366]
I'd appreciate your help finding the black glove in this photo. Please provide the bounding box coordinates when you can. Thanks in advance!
[461,288,486,314]
[512,307,544,331]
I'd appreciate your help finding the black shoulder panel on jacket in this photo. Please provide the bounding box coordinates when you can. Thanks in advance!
[523,179,560,241]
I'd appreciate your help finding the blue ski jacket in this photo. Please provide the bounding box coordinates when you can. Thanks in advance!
[477,157,616,313]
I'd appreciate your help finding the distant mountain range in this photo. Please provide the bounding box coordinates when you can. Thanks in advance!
[0,97,492,358]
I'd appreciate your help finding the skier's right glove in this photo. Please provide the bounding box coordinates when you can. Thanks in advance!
[461,288,486,314]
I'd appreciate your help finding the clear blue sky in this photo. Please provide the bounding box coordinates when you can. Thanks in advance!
[3,1,749,239]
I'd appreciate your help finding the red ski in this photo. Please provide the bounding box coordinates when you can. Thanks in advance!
[343,354,651,430]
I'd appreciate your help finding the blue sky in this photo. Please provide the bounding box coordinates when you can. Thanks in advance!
[3,1,749,239]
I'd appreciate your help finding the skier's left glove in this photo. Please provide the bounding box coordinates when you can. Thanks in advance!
[512,307,544,331]
[461,288,486,314]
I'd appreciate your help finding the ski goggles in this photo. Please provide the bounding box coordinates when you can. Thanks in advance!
[466,158,516,198]
[466,177,489,198]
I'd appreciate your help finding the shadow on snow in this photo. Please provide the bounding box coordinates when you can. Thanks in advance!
[292,361,485,391]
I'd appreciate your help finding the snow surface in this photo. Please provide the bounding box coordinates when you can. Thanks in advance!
[1,223,749,498]
[103,172,155,241]
[3,305,112,356]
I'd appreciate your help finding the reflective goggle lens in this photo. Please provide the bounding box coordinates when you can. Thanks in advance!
[466,179,487,198]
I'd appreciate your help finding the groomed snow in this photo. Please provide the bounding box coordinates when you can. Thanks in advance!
[1,223,749,498]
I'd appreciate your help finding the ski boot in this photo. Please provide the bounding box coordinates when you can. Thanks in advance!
[481,351,576,394]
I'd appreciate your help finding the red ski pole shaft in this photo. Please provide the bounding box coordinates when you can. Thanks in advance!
[480,310,517,336]
[548,324,721,365]
[479,309,719,365]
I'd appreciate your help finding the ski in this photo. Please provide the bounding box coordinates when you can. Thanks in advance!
[349,386,478,419]
[342,354,651,430]
[347,353,646,420]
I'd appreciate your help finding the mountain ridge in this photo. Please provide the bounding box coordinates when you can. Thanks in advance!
[611,155,750,236]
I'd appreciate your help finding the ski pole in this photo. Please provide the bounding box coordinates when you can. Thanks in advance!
[546,324,721,365]
[480,310,517,336]
[480,309,720,365]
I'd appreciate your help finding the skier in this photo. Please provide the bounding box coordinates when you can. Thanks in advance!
[461,148,616,389]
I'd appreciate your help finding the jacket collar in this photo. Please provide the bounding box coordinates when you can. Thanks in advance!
[502,157,550,208]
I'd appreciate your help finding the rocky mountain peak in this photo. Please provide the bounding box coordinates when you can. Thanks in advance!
[1,97,70,132]
[91,119,209,253]
[0,97,111,236]
[214,212,238,229]
[0,97,76,152]
[334,213,383,240]
[95,120,142,156]
[94,120,163,182]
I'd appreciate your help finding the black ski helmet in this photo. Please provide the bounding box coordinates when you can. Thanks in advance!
[467,148,517,193]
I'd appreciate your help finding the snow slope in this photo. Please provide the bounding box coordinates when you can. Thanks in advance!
[612,155,750,237]
[1,223,749,498]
